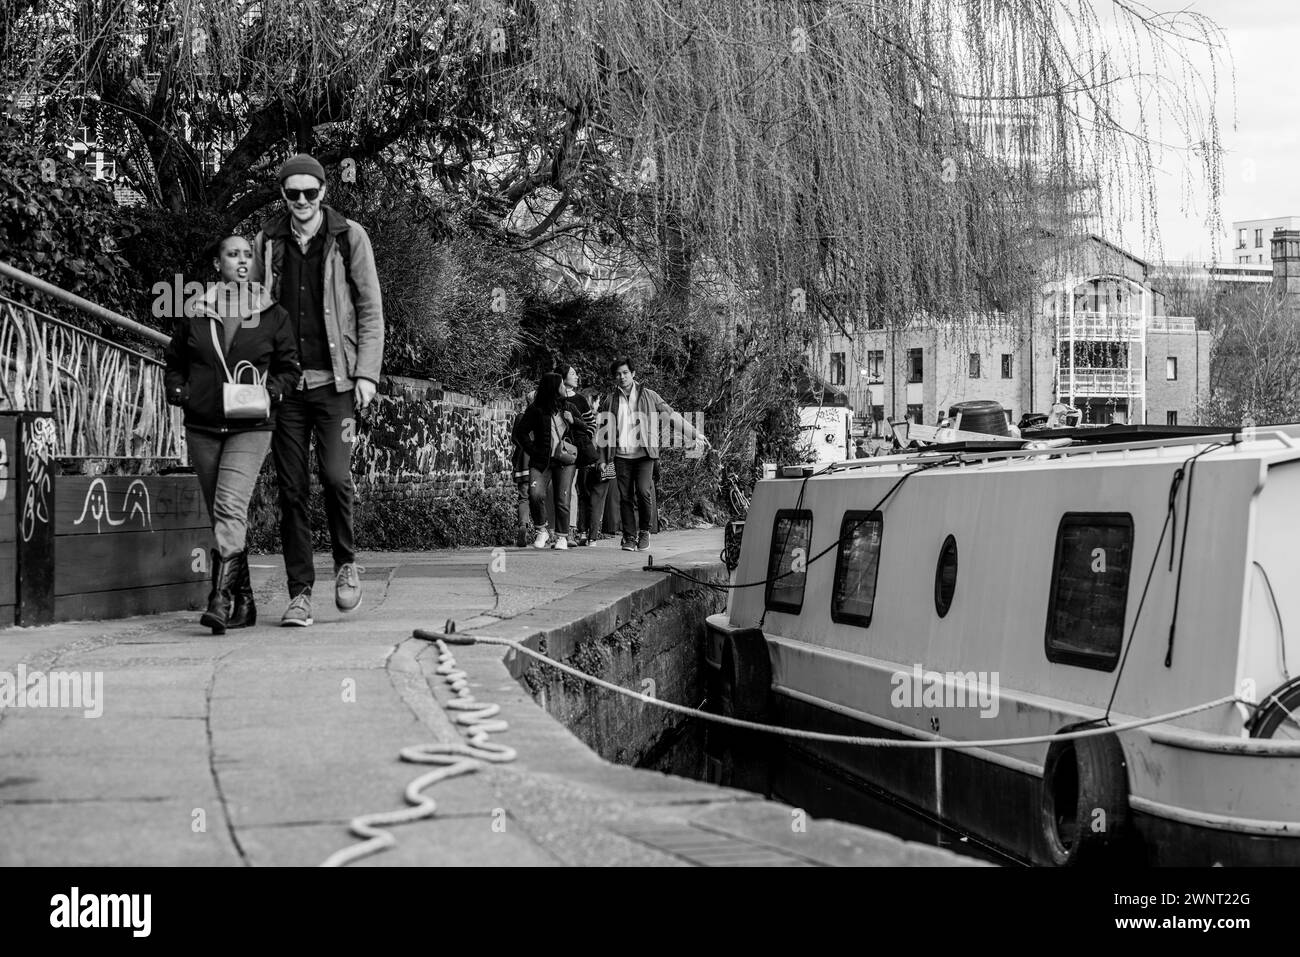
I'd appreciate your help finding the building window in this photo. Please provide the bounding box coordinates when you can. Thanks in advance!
[1238,228,1247,249]
[1167,411,1178,426]
[906,403,925,424]
[968,353,981,378]
[907,348,923,383]
[830,352,846,386]
[1166,357,1177,380]
[765,510,812,614]
[1256,228,1264,248]
[867,350,883,381]
[831,511,884,627]
[871,404,884,422]
[1001,354,1013,379]
[934,534,958,618]
[1045,513,1134,671]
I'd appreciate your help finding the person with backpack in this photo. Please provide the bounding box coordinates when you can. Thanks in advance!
[165,235,301,633]
[250,153,384,626]
[512,371,590,549]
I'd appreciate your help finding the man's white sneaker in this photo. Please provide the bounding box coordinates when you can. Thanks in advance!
[532,528,550,549]
[554,536,568,550]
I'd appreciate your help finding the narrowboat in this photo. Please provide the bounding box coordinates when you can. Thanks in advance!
[705,425,1300,865]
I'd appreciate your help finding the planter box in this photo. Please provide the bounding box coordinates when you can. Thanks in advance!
[0,412,212,627]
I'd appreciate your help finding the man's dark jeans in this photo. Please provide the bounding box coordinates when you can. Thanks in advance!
[273,383,356,596]
[615,455,655,540]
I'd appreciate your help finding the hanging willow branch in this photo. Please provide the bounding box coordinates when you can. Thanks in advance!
[6,0,1230,338]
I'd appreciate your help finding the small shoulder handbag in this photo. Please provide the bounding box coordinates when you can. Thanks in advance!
[210,320,271,419]
[552,432,578,466]
[551,411,578,465]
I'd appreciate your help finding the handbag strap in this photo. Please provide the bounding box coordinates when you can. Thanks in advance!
[209,319,236,383]
[209,320,266,385]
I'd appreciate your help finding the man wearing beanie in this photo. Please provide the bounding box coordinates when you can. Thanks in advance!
[251,153,384,626]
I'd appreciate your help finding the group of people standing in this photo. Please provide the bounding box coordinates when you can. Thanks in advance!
[511,358,709,552]
[164,153,383,634]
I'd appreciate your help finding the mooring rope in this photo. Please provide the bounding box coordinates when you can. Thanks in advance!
[425,629,1238,751]
[319,635,516,868]
[322,624,1243,867]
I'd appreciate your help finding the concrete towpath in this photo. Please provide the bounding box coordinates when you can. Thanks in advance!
[0,529,980,867]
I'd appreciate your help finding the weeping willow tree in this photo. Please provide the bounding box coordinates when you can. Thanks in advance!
[4,0,1229,338]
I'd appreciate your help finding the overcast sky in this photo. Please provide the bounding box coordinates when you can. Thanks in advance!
[1139,0,1300,262]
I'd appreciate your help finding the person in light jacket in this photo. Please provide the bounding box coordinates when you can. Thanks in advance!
[164,235,301,634]
[594,358,709,552]
[249,153,384,627]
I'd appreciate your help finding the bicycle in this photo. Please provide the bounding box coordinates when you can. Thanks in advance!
[724,470,750,518]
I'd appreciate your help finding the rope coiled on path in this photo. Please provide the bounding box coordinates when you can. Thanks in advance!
[319,636,516,868]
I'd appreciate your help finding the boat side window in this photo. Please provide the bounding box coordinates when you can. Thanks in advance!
[934,534,958,618]
[832,510,883,627]
[765,509,813,614]
[1045,513,1134,671]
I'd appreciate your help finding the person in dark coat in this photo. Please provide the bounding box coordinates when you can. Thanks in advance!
[164,235,301,633]
[511,372,590,549]
[557,363,600,545]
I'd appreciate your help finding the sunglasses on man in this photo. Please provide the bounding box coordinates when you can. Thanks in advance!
[281,186,321,202]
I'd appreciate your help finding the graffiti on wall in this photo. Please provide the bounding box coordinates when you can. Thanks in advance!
[21,416,55,542]
[352,394,515,484]
[72,478,154,534]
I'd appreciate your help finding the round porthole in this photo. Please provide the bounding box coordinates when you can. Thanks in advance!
[934,534,958,618]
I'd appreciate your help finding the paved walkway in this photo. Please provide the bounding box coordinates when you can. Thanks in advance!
[0,530,979,866]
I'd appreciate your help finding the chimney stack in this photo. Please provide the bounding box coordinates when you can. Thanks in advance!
[1270,228,1300,309]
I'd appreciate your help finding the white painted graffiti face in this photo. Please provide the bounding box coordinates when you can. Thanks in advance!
[72,478,153,534]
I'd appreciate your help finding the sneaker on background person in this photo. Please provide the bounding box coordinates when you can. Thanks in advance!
[554,535,569,550]
[532,526,551,549]
[637,530,651,551]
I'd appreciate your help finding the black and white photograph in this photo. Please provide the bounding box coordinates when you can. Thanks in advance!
[0,0,1292,933]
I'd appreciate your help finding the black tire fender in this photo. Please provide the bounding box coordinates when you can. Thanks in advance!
[1040,722,1131,866]
[719,628,772,722]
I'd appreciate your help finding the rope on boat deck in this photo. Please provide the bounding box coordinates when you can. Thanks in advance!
[432,630,1239,751]
[320,630,517,868]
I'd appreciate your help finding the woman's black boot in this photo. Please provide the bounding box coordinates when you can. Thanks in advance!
[226,550,256,629]
[200,553,239,634]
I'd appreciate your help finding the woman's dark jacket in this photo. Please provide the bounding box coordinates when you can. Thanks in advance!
[164,303,301,435]
[511,396,593,468]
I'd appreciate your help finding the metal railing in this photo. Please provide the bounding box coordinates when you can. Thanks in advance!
[1057,312,1142,340]
[1059,366,1140,396]
[0,263,183,461]
[1148,316,1198,333]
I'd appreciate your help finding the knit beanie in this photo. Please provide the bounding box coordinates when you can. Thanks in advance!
[277,153,326,183]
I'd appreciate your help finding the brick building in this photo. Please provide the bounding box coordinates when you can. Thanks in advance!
[812,235,1212,433]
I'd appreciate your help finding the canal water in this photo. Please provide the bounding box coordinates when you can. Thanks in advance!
[639,718,1017,866]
